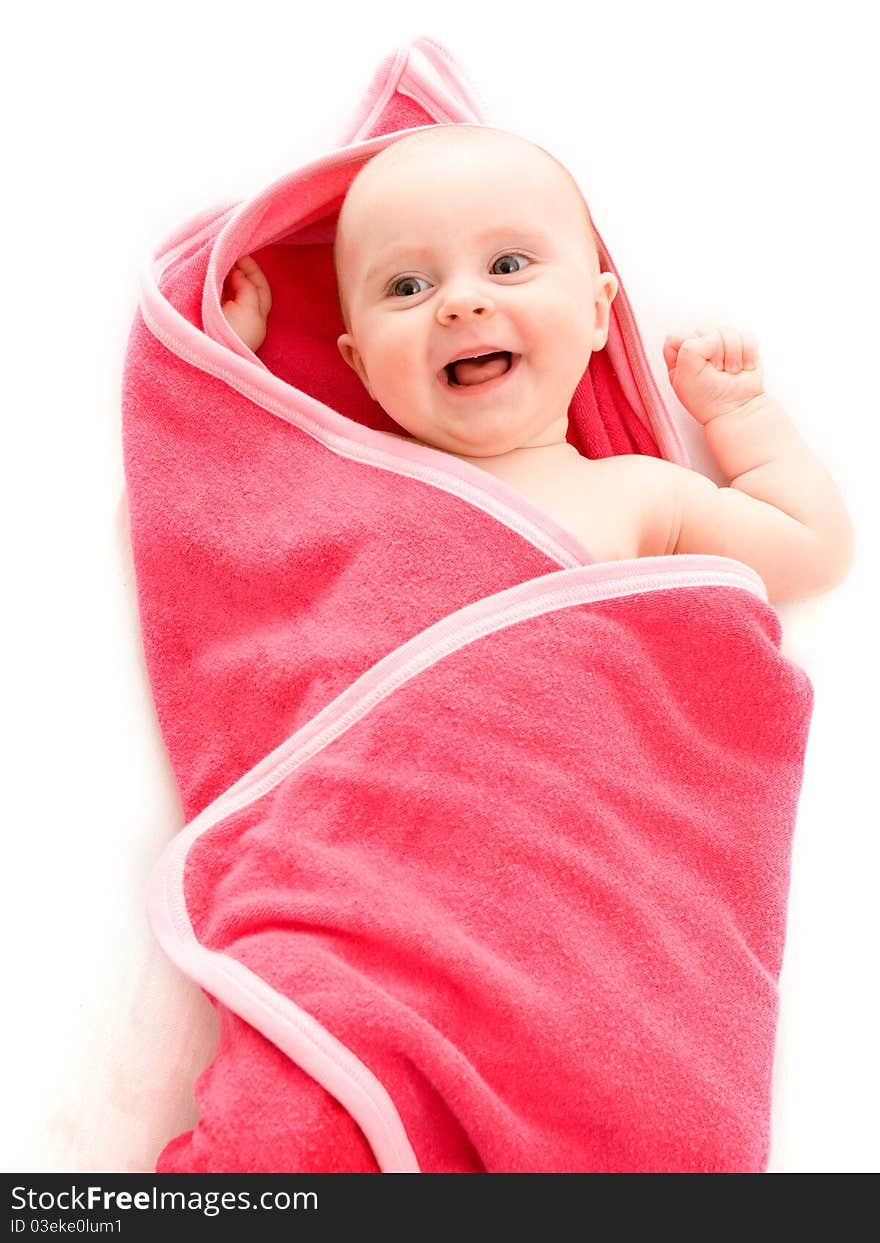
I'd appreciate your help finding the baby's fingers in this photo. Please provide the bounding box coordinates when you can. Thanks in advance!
[715,325,743,372]
[235,254,272,315]
[222,265,260,313]
[741,331,760,370]
[706,325,762,372]
[661,333,681,365]
[662,332,689,371]
[674,329,724,370]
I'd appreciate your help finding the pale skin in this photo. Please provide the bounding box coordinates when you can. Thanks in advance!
[221,129,854,604]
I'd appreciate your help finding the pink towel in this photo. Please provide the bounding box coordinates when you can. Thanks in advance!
[123,35,813,1173]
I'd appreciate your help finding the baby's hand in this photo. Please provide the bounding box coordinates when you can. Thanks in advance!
[663,326,765,424]
[221,255,272,353]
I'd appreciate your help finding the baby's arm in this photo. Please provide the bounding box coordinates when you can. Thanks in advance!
[655,328,854,603]
[221,255,272,353]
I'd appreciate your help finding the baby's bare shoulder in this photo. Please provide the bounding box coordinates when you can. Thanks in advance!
[582,452,683,558]
[596,453,824,600]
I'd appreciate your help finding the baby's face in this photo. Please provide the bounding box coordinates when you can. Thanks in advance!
[336,131,618,458]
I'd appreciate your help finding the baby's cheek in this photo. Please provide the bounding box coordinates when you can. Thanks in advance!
[379,350,425,395]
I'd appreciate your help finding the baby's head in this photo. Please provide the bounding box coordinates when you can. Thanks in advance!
[334,124,618,457]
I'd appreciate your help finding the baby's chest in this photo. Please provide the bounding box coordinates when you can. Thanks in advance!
[498,458,654,564]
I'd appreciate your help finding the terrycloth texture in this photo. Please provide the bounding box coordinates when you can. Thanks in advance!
[124,36,814,1173]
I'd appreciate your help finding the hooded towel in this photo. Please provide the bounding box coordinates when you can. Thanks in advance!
[122,35,813,1173]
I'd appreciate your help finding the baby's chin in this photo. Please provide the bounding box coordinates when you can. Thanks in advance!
[403,428,524,459]
[391,414,531,459]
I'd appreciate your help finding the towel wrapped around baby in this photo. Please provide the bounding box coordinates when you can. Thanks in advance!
[124,36,813,1172]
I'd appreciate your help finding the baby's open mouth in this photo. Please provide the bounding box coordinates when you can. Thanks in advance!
[443,351,513,387]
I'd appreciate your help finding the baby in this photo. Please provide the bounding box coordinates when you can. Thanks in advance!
[221,124,854,604]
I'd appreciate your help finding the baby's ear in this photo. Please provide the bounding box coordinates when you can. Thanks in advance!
[593,274,619,351]
[336,333,359,373]
[336,334,375,399]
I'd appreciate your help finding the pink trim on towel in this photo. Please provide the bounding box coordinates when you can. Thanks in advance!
[148,859,420,1172]
[148,557,771,1174]
[147,559,805,1168]
[139,245,596,570]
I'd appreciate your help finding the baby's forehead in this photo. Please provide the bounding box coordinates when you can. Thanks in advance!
[340,129,587,245]
[350,127,557,204]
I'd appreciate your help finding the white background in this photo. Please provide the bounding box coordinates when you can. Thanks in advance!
[3,1,877,1173]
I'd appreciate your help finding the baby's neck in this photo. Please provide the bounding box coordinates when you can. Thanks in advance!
[383,431,578,468]
[454,440,579,468]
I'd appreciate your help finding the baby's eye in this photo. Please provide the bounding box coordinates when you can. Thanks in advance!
[389,275,430,298]
[491,252,531,275]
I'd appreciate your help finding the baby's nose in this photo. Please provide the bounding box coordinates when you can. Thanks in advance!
[437,288,496,321]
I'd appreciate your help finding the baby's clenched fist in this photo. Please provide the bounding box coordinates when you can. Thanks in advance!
[663,325,764,424]
[221,255,272,353]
